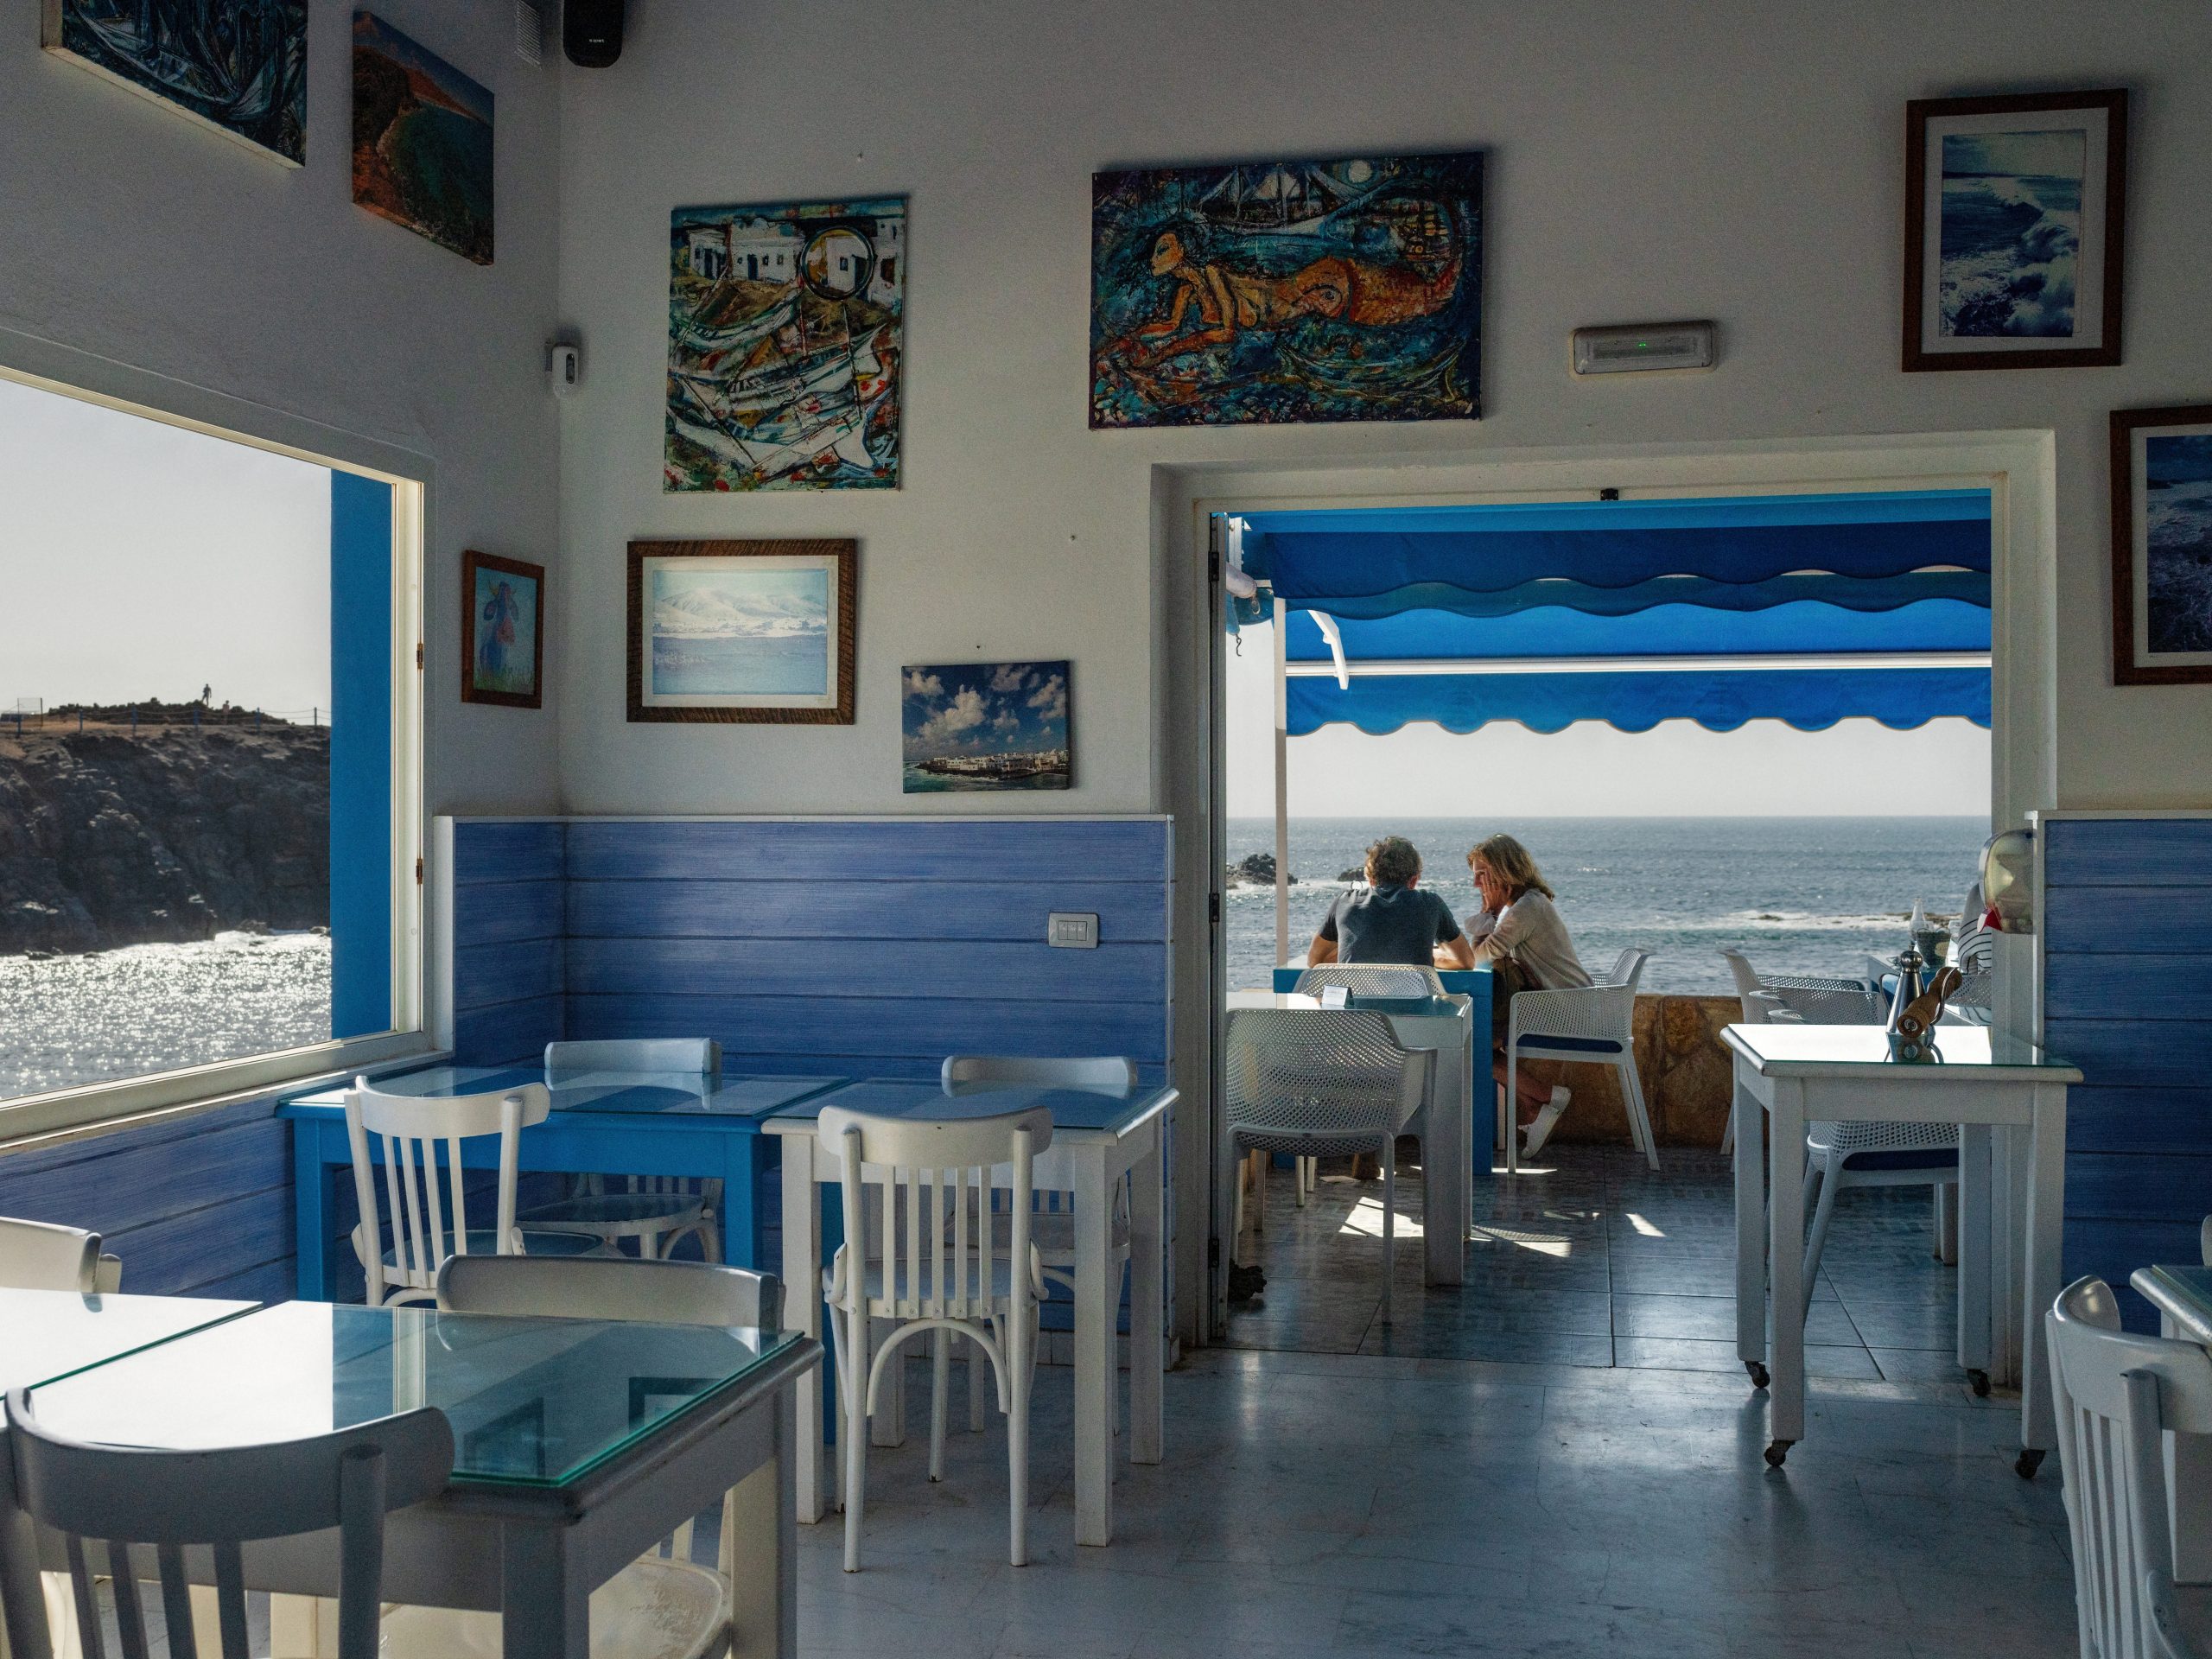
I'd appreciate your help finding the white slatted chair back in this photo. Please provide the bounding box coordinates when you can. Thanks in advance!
[0,1219,118,1295]
[0,1386,451,1659]
[344,1079,551,1306]
[543,1039,721,1076]
[1293,964,1446,999]
[940,1055,1137,1091]
[2048,1276,2212,1659]
[1592,947,1644,988]
[436,1253,781,1329]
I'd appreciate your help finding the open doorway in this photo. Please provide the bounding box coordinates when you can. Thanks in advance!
[1180,474,2024,1368]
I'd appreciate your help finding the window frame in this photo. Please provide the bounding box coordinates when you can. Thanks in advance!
[0,339,431,1141]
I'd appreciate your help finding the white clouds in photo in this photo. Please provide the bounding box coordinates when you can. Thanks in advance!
[989,663,1030,694]
[904,668,944,698]
[918,685,987,745]
[1027,673,1067,721]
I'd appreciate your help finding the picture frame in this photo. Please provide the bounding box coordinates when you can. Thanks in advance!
[1903,89,2126,372]
[626,539,857,724]
[352,11,494,266]
[902,661,1071,792]
[2111,404,2212,685]
[43,0,308,167]
[460,550,544,709]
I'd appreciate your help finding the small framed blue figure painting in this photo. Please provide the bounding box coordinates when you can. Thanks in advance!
[461,550,543,709]
[2112,405,2212,686]
[1090,153,1482,428]
[627,540,857,724]
[43,0,308,165]
[902,662,1071,792]
[1904,90,2127,372]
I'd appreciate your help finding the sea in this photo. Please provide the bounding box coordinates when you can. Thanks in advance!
[652,633,827,696]
[1225,817,1990,995]
[1938,167,2081,339]
[0,931,330,1102]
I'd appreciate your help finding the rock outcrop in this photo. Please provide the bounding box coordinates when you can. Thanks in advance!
[0,722,328,955]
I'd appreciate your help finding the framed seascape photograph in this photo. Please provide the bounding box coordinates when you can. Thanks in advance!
[43,0,308,165]
[2112,405,2212,685]
[1904,89,2126,372]
[1090,152,1482,429]
[352,12,495,265]
[460,550,543,709]
[664,198,906,491]
[902,662,1071,792]
[627,539,856,724]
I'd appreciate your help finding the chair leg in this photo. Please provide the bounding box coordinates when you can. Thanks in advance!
[842,1305,868,1572]
[1505,1046,1520,1175]
[1381,1135,1396,1325]
[1935,1181,1958,1265]
[1295,1154,1310,1207]
[1252,1149,1267,1232]
[969,1334,988,1432]
[1008,1309,1031,1567]
[1802,1160,1842,1319]
[1230,1144,1247,1262]
[928,1328,950,1482]
[1619,1058,1660,1171]
[1719,1112,1735,1157]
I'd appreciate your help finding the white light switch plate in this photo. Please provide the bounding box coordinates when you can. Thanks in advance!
[1048,912,1099,949]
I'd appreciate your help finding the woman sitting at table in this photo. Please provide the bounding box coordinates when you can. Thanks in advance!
[1464,834,1590,1156]
[1307,835,1477,970]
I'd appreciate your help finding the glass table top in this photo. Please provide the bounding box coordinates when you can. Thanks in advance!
[24,1299,802,1489]
[770,1077,1173,1136]
[1724,1023,2078,1073]
[2134,1264,2212,1330]
[1226,990,1468,1018]
[287,1065,849,1118]
[0,1287,256,1392]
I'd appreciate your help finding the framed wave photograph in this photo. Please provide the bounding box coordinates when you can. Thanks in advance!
[461,550,543,709]
[2112,405,2212,686]
[1904,89,2126,372]
[626,539,856,723]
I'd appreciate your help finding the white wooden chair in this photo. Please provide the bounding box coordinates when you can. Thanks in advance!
[0,1217,120,1294]
[2048,1275,2212,1659]
[344,1078,598,1306]
[0,1384,453,1659]
[818,1103,1052,1570]
[518,1040,723,1260]
[1222,1008,1432,1324]
[1504,947,1656,1173]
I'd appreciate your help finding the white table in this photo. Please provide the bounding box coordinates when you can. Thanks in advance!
[1226,990,1475,1285]
[766,1077,1173,1548]
[2127,1263,2212,1584]
[1727,1022,2078,1471]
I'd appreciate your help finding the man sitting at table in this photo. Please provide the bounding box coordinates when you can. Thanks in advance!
[1307,836,1476,970]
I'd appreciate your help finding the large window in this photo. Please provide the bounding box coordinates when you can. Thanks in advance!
[0,370,423,1133]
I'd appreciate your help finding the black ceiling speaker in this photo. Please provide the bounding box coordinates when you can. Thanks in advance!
[563,0,623,67]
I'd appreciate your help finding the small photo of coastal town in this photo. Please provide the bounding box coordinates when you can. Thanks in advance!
[901,660,1071,791]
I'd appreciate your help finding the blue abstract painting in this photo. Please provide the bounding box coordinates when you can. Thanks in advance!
[1090,153,1482,429]
[45,0,308,165]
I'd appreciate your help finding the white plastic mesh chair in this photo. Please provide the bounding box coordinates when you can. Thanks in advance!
[344,1079,598,1307]
[1222,1008,1433,1323]
[818,1103,1052,1571]
[518,1040,723,1260]
[0,1218,120,1295]
[1294,964,1447,998]
[1503,950,1655,1173]
[2048,1276,2212,1659]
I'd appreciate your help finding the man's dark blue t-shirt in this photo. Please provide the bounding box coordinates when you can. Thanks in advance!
[1316,884,1462,966]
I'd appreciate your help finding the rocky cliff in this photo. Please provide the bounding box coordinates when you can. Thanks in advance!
[0,721,327,955]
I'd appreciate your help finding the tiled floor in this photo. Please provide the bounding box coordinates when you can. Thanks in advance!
[1224,1144,1968,1385]
[799,1145,2076,1656]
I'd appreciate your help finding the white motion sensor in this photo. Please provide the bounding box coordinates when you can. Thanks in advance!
[547,341,582,397]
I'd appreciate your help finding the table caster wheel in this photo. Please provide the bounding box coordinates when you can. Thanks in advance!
[1967,1369,1990,1397]
[1764,1440,1791,1468]
[1746,1360,1770,1390]
[2015,1447,2045,1480]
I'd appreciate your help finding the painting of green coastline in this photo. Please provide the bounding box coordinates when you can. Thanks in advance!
[351,11,493,264]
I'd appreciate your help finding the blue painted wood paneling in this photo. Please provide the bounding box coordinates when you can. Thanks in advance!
[454,995,564,1065]
[454,938,564,1008]
[454,822,564,887]
[455,880,565,944]
[567,938,1164,1003]
[451,823,568,1065]
[567,993,1168,1063]
[565,819,1170,884]
[2045,816,2212,1332]
[568,879,1166,942]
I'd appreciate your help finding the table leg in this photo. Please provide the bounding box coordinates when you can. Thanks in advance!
[498,1528,588,1659]
[1073,1150,1113,1545]
[1130,1123,1165,1466]
[1765,1078,1808,1462]
[779,1138,825,1523]
[292,1128,334,1300]
[721,1135,763,1270]
[1424,1033,1466,1285]
[1957,1124,1993,1391]
[1732,1065,1768,1385]
[724,1386,799,1659]
[2017,1083,2068,1476]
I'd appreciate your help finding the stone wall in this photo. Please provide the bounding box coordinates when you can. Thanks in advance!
[1513,994,1740,1150]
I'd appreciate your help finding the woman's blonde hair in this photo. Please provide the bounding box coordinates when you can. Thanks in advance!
[1468,834,1554,900]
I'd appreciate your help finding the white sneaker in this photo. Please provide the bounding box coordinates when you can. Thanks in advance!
[1522,1086,1571,1155]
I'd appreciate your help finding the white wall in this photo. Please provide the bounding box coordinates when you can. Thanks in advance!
[0,0,564,815]
[555,0,2212,817]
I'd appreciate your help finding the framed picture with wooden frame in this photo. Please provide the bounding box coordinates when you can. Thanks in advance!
[626,538,857,723]
[460,549,544,709]
[2112,404,2212,685]
[1903,88,2126,372]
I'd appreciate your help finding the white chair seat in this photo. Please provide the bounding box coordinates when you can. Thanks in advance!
[381,1556,729,1659]
[518,1192,710,1233]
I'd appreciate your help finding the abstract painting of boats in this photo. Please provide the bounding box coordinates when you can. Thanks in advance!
[665,198,906,492]
[903,662,1071,793]
[44,0,308,165]
[351,12,494,265]
[1090,153,1482,429]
